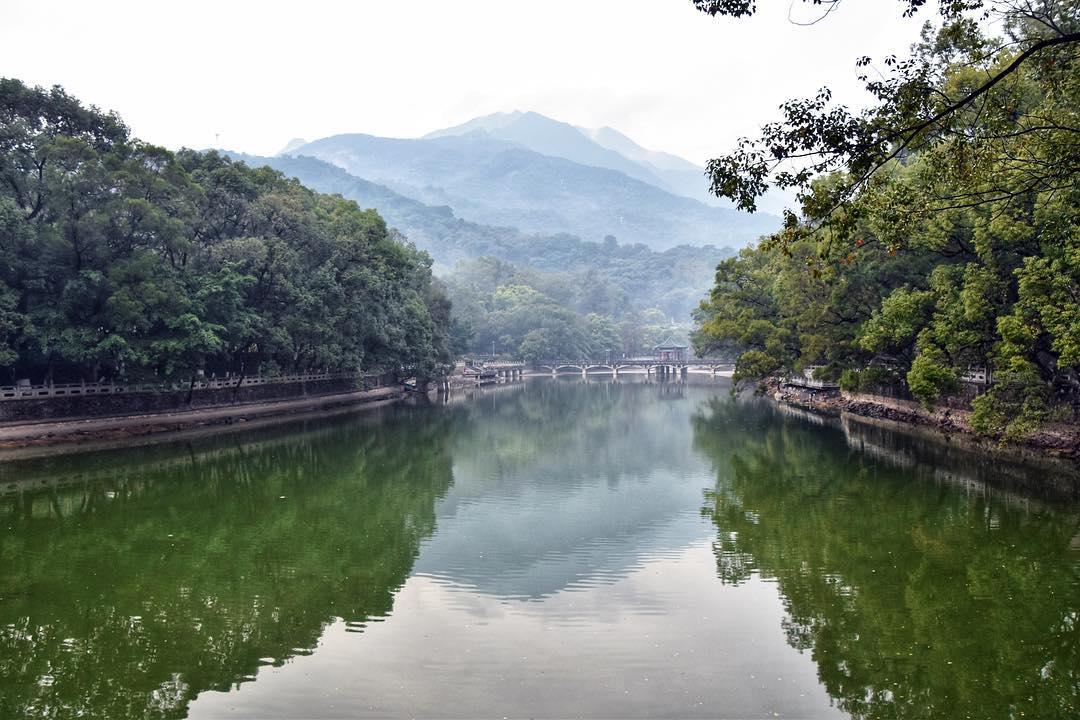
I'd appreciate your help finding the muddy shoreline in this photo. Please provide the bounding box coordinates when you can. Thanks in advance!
[767,379,1079,463]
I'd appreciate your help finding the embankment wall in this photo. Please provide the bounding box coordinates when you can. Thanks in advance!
[0,374,398,424]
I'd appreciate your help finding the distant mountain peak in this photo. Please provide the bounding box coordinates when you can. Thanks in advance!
[283,129,777,253]
[424,111,526,139]
[421,110,729,205]
[424,111,672,190]
[578,125,701,173]
[277,137,308,156]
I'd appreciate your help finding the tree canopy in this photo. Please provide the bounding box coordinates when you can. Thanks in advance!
[444,256,689,362]
[0,79,453,385]
[692,0,1078,438]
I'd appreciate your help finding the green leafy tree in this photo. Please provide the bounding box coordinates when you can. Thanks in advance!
[692,2,1079,436]
[0,79,453,386]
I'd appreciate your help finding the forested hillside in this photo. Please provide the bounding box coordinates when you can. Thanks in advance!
[232,152,727,359]
[0,79,453,385]
[227,153,733,320]
[285,131,777,249]
[443,257,688,362]
[693,2,1078,439]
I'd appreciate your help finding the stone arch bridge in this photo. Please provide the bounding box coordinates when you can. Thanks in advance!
[535,360,733,378]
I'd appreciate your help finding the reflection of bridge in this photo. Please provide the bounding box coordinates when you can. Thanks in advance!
[535,359,734,378]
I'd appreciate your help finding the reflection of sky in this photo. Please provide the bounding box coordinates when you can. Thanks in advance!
[414,468,713,600]
[412,383,718,599]
[188,381,843,719]
[191,545,844,719]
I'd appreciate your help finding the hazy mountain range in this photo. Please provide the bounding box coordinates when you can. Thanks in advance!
[228,111,779,320]
[425,111,723,207]
[228,151,588,269]
[275,111,779,251]
[227,152,729,320]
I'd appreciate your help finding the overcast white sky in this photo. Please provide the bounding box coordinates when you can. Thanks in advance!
[2,0,925,164]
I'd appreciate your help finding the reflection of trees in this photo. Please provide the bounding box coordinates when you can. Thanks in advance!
[692,398,1080,720]
[838,414,1080,502]
[0,407,462,719]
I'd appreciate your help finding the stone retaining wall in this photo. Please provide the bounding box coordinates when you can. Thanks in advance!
[0,373,398,424]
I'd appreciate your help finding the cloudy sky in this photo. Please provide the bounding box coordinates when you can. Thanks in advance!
[2,0,925,164]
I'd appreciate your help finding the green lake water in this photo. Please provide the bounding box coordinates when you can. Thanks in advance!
[1,378,1078,719]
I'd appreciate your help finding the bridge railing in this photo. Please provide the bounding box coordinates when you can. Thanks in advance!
[534,358,733,367]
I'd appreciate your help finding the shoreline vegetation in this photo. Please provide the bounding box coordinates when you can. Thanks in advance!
[5,368,1076,482]
[692,4,1079,446]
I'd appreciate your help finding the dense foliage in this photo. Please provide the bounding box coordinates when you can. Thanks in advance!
[693,4,1079,438]
[0,79,453,385]
[444,256,689,362]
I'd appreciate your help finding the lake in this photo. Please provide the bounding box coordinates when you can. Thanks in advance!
[2,378,1078,719]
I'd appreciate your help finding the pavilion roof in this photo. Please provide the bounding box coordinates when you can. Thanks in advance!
[653,336,687,349]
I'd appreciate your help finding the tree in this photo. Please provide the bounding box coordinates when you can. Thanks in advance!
[0,79,453,385]
[694,1,1079,228]
[691,1,1079,436]
[585,313,621,359]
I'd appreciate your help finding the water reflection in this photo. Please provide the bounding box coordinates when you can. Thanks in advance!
[0,405,461,719]
[693,395,1080,719]
[416,379,713,600]
[1,380,1078,719]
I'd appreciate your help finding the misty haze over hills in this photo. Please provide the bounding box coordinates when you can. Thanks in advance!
[424,111,673,189]
[228,151,729,321]
[425,110,733,209]
[278,111,779,251]
[229,110,784,322]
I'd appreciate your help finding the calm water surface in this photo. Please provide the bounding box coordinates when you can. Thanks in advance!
[1,379,1078,719]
